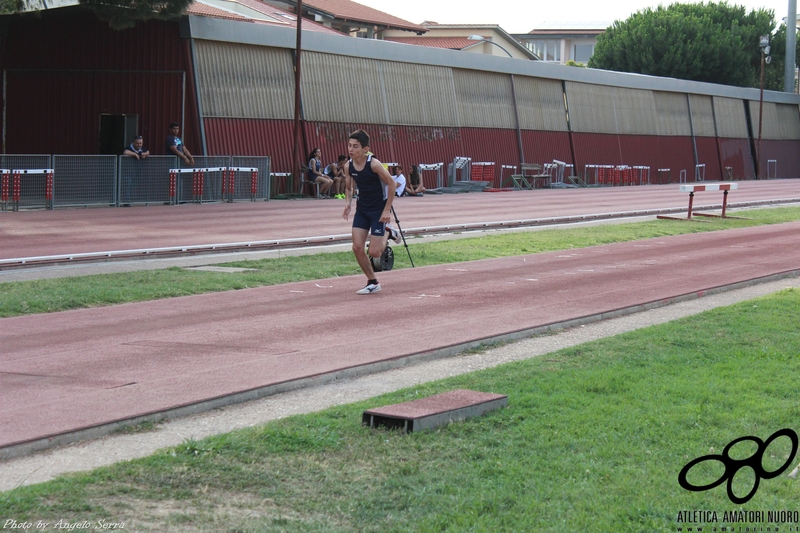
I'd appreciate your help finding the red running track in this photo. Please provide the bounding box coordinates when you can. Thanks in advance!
[2,180,800,260]
[2,221,800,453]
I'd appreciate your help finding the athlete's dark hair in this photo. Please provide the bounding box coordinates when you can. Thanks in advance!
[169,122,180,129]
[348,129,370,148]
[337,154,347,163]
[410,165,421,184]
[307,148,321,162]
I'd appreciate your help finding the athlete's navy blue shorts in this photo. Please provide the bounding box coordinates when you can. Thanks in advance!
[353,208,385,238]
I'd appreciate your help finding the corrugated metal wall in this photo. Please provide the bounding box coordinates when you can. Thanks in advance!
[565,82,618,134]
[718,139,754,179]
[381,62,460,127]
[514,77,568,132]
[654,92,692,136]
[714,97,749,138]
[572,133,622,168]
[2,9,200,155]
[5,13,799,184]
[6,70,185,155]
[452,69,516,129]
[776,104,800,140]
[302,52,387,124]
[193,40,294,120]
[520,131,572,167]
[204,118,293,166]
[614,87,659,135]
[758,140,800,178]
[688,95,717,137]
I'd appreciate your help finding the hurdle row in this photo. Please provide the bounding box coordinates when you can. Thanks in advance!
[1,169,55,212]
[168,166,260,204]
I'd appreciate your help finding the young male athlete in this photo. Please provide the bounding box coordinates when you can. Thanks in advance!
[341,130,400,294]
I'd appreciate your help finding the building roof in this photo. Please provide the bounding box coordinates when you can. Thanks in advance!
[281,0,426,33]
[189,0,342,33]
[416,23,538,60]
[384,36,482,50]
[525,21,611,35]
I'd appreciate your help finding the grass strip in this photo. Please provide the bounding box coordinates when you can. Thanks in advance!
[0,206,798,318]
[1,288,799,532]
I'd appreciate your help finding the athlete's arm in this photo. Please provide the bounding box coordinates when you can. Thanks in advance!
[371,158,396,223]
[342,162,353,220]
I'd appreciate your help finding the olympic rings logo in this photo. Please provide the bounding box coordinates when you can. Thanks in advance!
[678,428,798,504]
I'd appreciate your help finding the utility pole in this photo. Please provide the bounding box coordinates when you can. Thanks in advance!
[757,35,770,179]
[786,0,797,93]
[292,0,303,194]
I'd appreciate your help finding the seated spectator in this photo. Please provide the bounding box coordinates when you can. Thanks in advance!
[325,155,347,198]
[307,148,333,197]
[391,165,407,196]
[406,165,426,196]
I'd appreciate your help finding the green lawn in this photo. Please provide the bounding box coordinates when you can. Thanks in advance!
[1,206,799,318]
[2,288,799,532]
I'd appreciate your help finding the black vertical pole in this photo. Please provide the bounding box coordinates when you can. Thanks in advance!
[293,0,303,193]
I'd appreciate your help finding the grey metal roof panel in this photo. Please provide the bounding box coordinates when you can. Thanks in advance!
[187,16,800,105]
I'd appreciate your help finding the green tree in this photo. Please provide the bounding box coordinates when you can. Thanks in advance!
[0,0,192,28]
[762,24,800,91]
[589,1,776,88]
[80,0,193,29]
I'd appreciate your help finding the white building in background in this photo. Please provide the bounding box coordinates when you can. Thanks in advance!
[384,23,538,60]
[512,21,611,65]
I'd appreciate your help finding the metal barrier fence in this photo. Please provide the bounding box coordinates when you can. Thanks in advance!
[118,155,178,205]
[53,155,116,207]
[231,156,270,200]
[0,154,272,210]
[0,155,52,209]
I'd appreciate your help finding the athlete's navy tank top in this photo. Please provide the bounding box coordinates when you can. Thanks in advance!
[349,155,386,212]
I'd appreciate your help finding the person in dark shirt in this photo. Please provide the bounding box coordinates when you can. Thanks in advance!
[165,122,194,167]
[341,130,399,295]
[123,135,149,160]
[121,135,150,204]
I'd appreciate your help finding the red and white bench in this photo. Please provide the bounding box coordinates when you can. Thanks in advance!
[658,182,738,220]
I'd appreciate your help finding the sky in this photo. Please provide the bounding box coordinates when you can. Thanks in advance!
[356,0,796,34]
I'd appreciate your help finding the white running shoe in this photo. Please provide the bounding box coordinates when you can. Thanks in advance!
[387,225,401,244]
[356,282,381,295]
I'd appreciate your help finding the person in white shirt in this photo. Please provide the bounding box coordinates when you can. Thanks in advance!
[391,165,407,196]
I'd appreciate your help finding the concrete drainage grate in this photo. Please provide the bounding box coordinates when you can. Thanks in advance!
[362,389,508,433]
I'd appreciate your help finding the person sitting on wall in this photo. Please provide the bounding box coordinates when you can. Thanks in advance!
[165,122,194,167]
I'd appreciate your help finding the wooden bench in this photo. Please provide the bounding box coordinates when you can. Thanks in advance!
[657,182,739,220]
